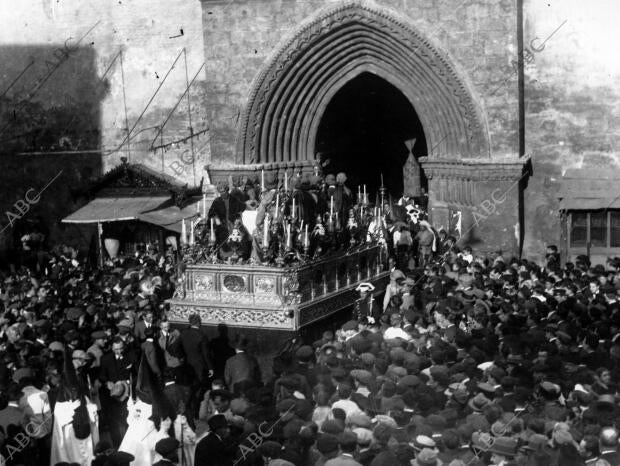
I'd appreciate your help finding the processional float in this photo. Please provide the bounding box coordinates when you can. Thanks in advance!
[167,170,391,332]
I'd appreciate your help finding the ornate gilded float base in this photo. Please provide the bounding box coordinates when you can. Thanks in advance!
[167,244,389,331]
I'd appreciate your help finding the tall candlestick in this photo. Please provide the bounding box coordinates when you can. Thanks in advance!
[261,170,265,191]
[181,219,187,245]
[292,197,296,220]
[275,194,279,219]
[263,216,269,248]
[284,172,288,192]
[202,193,207,218]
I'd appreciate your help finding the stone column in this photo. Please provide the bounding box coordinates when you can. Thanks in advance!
[419,157,530,256]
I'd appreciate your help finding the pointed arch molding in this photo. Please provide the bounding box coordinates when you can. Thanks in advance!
[235,0,490,165]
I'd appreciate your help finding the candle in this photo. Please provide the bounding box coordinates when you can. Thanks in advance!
[330,196,334,217]
[196,201,199,214]
[284,172,288,192]
[189,219,195,246]
[202,193,206,218]
[292,197,296,220]
[304,224,309,248]
[363,184,367,203]
[263,216,269,248]
[275,194,279,219]
[286,224,291,248]
[210,217,214,239]
[261,170,265,191]
[358,185,361,202]
[381,173,384,187]
[181,219,187,245]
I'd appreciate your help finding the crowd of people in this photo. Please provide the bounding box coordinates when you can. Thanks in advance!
[2,176,620,466]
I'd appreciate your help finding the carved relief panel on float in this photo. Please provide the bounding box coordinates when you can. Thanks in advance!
[167,244,390,330]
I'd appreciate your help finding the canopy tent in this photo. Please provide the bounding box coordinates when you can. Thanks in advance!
[62,196,205,232]
[62,197,170,224]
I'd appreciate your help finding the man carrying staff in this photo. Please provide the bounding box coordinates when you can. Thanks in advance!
[353,283,381,322]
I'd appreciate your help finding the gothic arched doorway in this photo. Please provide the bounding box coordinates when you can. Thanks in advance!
[235,2,490,167]
[315,72,427,200]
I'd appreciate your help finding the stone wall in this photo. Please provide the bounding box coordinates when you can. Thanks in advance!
[202,0,519,164]
[2,0,619,260]
[0,0,208,256]
[521,0,620,260]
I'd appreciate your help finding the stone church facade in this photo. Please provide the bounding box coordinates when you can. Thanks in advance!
[1,1,619,262]
[201,0,527,256]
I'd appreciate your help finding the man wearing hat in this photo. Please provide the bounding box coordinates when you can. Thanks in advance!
[88,330,108,368]
[153,437,180,466]
[324,431,362,466]
[294,345,318,387]
[316,433,340,466]
[353,283,380,322]
[412,447,443,466]
[195,414,237,466]
[488,437,518,465]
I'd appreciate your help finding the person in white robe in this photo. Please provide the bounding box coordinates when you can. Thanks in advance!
[50,350,99,466]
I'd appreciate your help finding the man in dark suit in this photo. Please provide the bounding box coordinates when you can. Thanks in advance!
[141,326,162,380]
[181,313,214,383]
[99,337,135,447]
[162,367,191,427]
[208,182,246,245]
[157,319,184,372]
[224,334,261,394]
[134,308,156,342]
[153,437,180,466]
[181,313,214,419]
[194,414,237,466]
[599,427,620,465]
[209,324,235,380]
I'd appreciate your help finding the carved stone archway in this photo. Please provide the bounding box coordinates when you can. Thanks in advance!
[235,0,490,166]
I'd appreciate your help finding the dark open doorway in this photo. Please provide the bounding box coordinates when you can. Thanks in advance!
[315,72,427,201]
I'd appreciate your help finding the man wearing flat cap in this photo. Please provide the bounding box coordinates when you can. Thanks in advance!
[325,431,362,466]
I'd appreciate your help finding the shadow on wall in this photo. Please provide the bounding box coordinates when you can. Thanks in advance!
[0,44,105,262]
